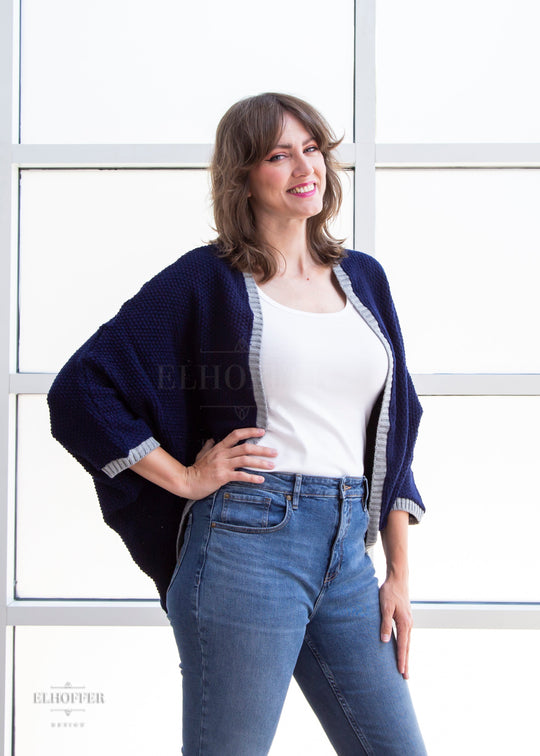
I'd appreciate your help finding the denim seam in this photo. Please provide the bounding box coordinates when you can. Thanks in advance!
[165,515,193,613]
[324,496,353,585]
[303,634,374,755]
[194,491,218,755]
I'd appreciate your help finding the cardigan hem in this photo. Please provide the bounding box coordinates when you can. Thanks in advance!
[391,497,424,524]
[243,272,269,435]
[333,265,395,548]
[101,437,160,479]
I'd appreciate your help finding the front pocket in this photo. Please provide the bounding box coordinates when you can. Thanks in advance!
[212,488,291,533]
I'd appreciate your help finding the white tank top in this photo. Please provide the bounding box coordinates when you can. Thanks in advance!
[247,286,389,477]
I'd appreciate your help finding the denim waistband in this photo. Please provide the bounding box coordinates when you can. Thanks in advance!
[234,469,368,500]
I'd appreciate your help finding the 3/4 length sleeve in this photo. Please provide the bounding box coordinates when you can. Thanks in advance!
[47,254,197,481]
[48,325,161,477]
[379,276,425,525]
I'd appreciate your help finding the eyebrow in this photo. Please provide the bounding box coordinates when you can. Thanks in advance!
[273,137,316,149]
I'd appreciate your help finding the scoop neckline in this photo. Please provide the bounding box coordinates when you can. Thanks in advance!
[255,284,349,316]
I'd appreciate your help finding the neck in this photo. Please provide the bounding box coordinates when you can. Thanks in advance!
[256,218,315,278]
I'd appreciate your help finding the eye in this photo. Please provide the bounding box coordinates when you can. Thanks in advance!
[305,144,319,154]
[267,153,286,162]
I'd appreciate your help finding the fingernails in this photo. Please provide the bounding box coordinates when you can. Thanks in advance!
[381,634,391,643]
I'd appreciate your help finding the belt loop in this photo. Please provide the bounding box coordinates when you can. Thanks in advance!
[291,474,302,510]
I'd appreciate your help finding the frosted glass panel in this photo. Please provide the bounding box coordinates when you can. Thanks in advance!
[16,396,156,598]
[14,627,336,755]
[19,168,353,373]
[18,169,212,372]
[406,397,540,602]
[14,627,182,755]
[377,0,540,142]
[14,627,538,756]
[20,0,353,143]
[376,168,540,372]
[409,630,539,756]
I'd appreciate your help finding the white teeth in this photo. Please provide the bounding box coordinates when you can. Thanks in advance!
[289,183,315,194]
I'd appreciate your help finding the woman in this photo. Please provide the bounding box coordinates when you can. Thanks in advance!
[48,93,426,755]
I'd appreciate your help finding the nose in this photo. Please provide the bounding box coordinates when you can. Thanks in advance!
[292,152,313,177]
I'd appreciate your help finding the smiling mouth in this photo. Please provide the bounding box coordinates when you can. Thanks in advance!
[288,182,316,195]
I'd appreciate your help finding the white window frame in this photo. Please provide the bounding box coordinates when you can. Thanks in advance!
[1,0,540,753]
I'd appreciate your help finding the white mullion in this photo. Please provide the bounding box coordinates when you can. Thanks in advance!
[5,600,540,630]
[6,601,169,628]
[353,0,376,253]
[9,373,540,397]
[377,143,540,167]
[11,142,540,169]
[413,603,540,631]
[13,143,356,169]
[1,0,18,750]
[9,373,55,394]
[12,143,213,167]
[412,374,540,396]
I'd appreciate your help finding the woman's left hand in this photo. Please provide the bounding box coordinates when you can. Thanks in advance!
[379,573,413,680]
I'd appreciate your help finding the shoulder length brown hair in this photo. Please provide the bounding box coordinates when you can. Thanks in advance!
[210,92,346,281]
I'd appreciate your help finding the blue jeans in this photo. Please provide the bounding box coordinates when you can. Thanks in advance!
[166,472,426,755]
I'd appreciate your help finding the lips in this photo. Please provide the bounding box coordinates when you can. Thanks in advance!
[287,182,316,196]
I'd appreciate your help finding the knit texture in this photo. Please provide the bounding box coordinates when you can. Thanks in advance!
[48,244,424,609]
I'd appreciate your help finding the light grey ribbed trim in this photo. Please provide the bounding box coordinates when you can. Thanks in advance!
[101,437,160,479]
[392,497,424,524]
[243,272,269,438]
[333,265,394,549]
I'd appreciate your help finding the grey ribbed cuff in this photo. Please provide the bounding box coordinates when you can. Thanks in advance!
[391,497,425,524]
[101,437,160,479]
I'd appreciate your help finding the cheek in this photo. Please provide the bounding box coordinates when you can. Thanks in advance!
[248,167,279,199]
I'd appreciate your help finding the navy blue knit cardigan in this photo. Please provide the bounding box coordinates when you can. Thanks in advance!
[48,245,424,609]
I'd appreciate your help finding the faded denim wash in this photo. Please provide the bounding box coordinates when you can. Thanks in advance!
[166,471,426,755]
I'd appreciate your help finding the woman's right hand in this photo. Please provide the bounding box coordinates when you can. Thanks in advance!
[131,428,276,501]
[183,427,277,501]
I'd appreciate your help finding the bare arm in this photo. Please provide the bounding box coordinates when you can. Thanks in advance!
[379,509,413,679]
[130,427,278,501]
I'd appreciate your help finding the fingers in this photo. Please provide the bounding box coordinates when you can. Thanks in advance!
[395,619,412,679]
[380,607,393,645]
[379,582,413,679]
[229,447,277,468]
[186,428,277,500]
[229,469,267,485]
[381,612,412,679]
[221,427,267,446]
[219,428,278,465]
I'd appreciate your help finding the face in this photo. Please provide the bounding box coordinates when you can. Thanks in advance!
[248,112,326,228]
